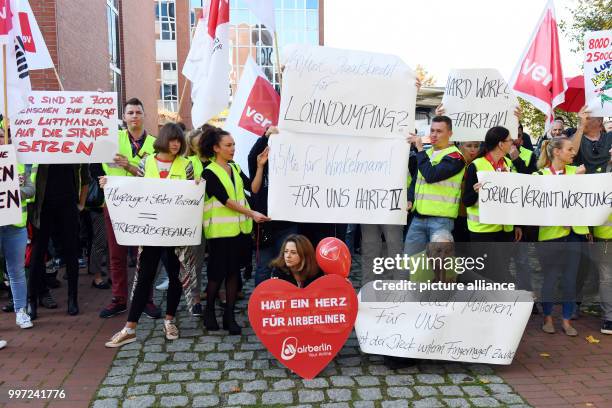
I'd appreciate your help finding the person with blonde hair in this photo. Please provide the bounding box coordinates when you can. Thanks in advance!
[535,137,589,336]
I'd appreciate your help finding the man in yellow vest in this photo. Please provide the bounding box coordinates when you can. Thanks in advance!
[405,116,465,255]
[99,98,160,319]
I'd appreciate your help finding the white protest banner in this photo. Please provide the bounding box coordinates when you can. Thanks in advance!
[0,144,22,227]
[584,30,612,116]
[104,176,205,246]
[442,69,519,142]
[279,44,416,138]
[268,131,408,225]
[11,91,119,164]
[355,284,533,364]
[477,172,612,226]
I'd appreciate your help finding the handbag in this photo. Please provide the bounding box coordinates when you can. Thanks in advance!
[85,178,105,208]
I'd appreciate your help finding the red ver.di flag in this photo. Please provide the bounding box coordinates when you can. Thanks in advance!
[16,0,53,69]
[225,57,280,175]
[508,0,566,130]
[248,274,358,379]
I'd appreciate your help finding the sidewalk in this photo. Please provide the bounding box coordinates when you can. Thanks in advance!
[1,265,610,407]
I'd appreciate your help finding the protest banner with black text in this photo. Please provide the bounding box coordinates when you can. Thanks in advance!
[279,44,417,138]
[584,30,612,116]
[356,284,532,364]
[0,145,23,227]
[11,91,118,164]
[477,172,612,226]
[442,69,519,141]
[103,176,205,246]
[268,131,409,224]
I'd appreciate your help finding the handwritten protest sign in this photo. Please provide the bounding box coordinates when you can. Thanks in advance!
[268,131,409,224]
[104,176,205,246]
[11,91,118,164]
[442,69,519,141]
[0,145,23,227]
[477,172,612,226]
[584,30,612,116]
[279,44,417,138]
[356,284,532,364]
[249,275,358,379]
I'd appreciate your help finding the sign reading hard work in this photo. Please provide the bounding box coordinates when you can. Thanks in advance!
[442,69,519,141]
[104,176,205,246]
[0,145,23,227]
[268,131,409,225]
[355,285,532,364]
[11,91,119,164]
[248,275,358,379]
[477,172,612,226]
[584,30,612,116]
[279,44,417,138]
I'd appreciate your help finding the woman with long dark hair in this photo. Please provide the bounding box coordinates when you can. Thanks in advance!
[269,234,323,288]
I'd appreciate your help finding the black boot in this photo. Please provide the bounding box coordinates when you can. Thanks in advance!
[28,300,37,321]
[223,306,241,335]
[67,292,79,316]
[203,305,219,331]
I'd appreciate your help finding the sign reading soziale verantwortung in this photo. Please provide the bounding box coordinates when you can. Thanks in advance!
[11,91,119,164]
[0,145,23,227]
[104,176,205,246]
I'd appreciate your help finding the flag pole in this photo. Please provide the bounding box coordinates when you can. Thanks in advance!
[177,19,200,125]
[53,66,64,91]
[273,30,282,92]
[2,44,9,145]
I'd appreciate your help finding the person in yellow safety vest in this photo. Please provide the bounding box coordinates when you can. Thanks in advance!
[463,126,523,243]
[405,116,465,256]
[200,126,270,335]
[104,123,194,348]
[0,132,34,330]
[454,141,480,243]
[99,97,161,320]
[534,137,590,337]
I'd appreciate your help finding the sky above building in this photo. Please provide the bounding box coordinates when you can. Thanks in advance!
[324,0,583,86]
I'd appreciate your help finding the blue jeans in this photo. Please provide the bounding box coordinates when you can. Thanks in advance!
[0,226,28,310]
[404,216,454,255]
[254,225,298,286]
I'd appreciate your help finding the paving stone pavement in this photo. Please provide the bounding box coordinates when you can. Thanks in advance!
[91,258,532,408]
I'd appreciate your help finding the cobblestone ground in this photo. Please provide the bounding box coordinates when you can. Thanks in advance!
[91,258,531,408]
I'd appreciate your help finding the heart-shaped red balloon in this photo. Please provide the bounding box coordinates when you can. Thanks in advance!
[248,274,358,379]
[316,237,351,278]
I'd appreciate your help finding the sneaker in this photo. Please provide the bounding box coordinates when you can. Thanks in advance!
[105,328,136,348]
[2,299,14,313]
[144,302,161,319]
[601,320,612,335]
[155,278,169,291]
[0,339,6,350]
[191,303,203,317]
[78,258,87,268]
[39,292,58,309]
[16,308,33,329]
[163,320,179,340]
[99,298,127,318]
[542,320,555,334]
[562,324,578,337]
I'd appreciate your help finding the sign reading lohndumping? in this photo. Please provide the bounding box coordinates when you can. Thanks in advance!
[11,91,119,164]
[442,69,519,141]
[104,176,205,246]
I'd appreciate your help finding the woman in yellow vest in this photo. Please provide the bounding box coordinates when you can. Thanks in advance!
[200,126,270,335]
[105,123,194,348]
[535,137,589,336]
[0,133,34,330]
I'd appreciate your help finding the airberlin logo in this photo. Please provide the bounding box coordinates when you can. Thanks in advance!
[280,337,332,361]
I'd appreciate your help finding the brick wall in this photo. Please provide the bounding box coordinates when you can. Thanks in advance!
[120,0,158,134]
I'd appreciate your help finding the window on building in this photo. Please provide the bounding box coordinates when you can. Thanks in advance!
[159,62,178,112]
[107,0,122,117]
[156,1,176,40]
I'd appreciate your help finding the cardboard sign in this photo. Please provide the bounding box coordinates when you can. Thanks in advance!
[279,44,417,138]
[11,91,119,164]
[477,172,612,226]
[104,176,205,246]
[584,30,612,116]
[442,69,519,141]
[268,131,409,224]
[248,275,358,379]
[0,144,22,227]
[356,284,532,364]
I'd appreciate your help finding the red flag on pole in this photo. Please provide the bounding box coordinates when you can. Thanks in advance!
[0,0,14,41]
[508,0,567,130]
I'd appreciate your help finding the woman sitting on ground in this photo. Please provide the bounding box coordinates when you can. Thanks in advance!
[269,234,323,288]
